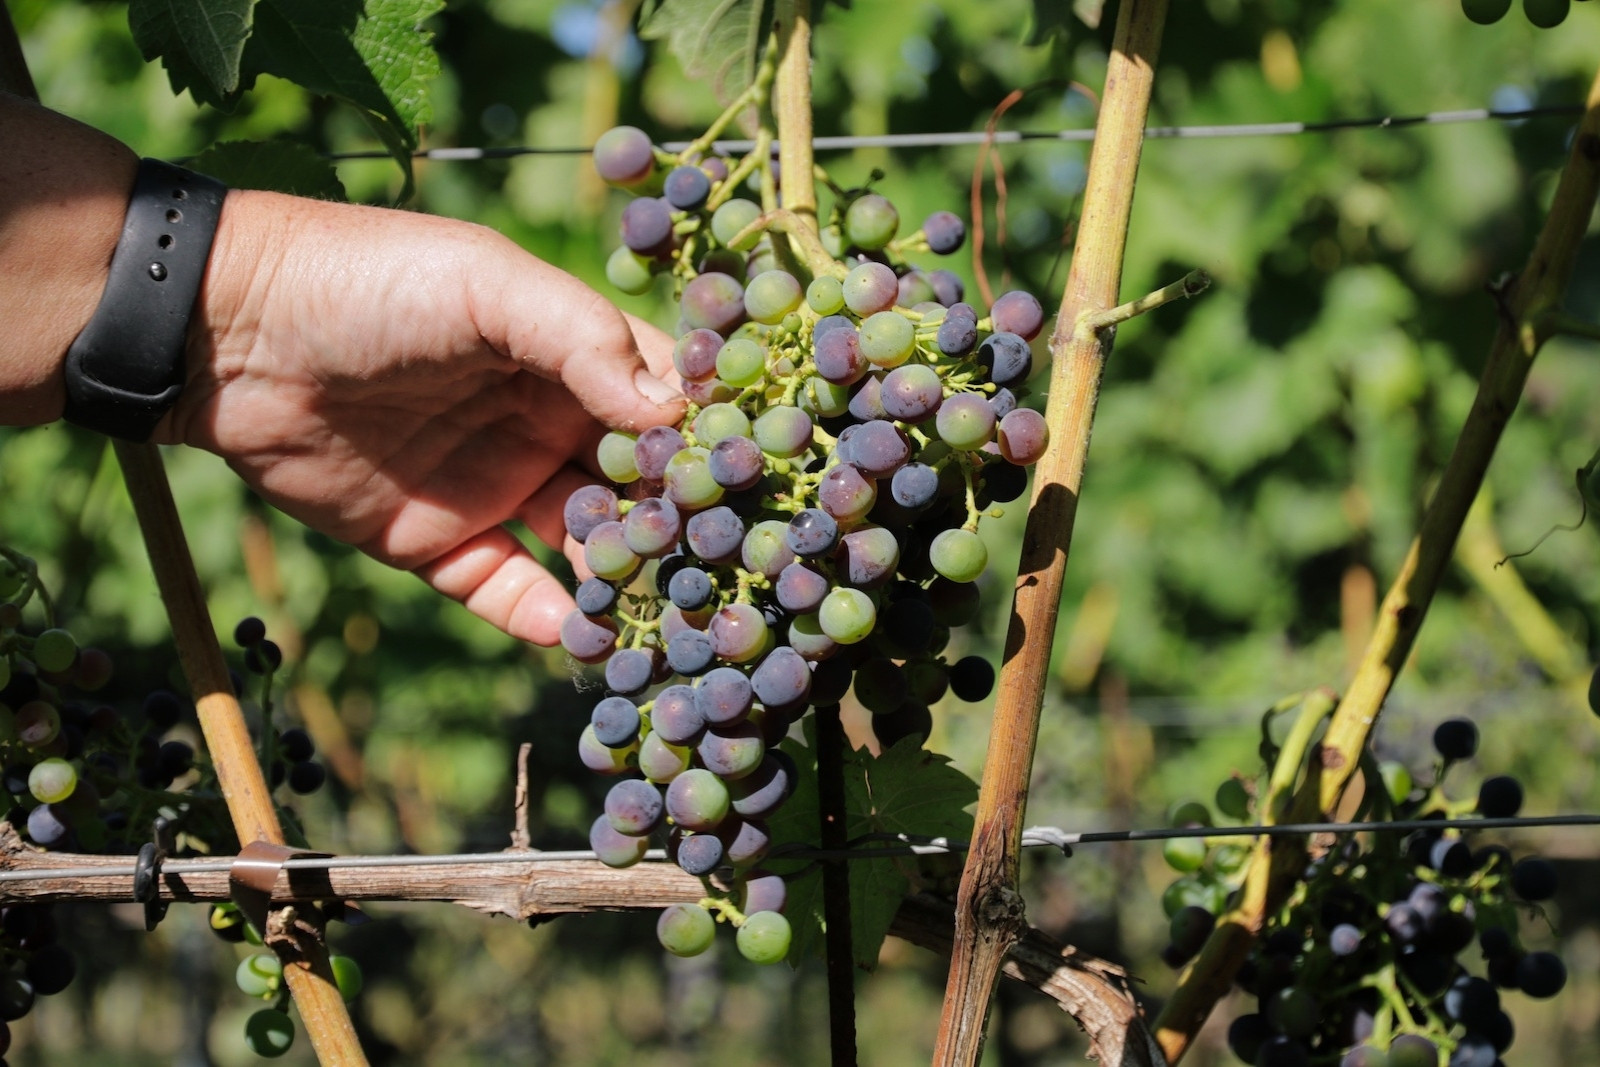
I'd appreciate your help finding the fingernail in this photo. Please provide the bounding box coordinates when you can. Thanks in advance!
[635,368,684,407]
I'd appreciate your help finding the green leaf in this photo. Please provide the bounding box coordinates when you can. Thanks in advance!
[128,0,257,106]
[189,141,347,201]
[638,0,771,102]
[767,726,976,970]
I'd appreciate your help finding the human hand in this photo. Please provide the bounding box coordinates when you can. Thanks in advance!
[166,191,684,645]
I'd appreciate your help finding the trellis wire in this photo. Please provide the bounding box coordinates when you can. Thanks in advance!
[1,812,1594,885]
[321,105,1584,162]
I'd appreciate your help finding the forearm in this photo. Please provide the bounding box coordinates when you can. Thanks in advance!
[0,91,139,424]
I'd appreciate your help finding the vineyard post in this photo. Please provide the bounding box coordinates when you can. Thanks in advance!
[933,2,1173,1064]
[1151,66,1600,1064]
[0,5,368,1061]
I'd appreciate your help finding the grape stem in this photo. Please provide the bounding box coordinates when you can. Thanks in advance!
[1076,268,1211,338]
[678,46,777,163]
[728,208,840,279]
[0,548,51,628]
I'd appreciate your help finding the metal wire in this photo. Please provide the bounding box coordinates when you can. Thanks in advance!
[318,105,1585,163]
[1,812,1594,884]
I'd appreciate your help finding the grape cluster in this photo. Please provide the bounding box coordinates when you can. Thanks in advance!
[0,552,334,1060]
[567,127,1044,961]
[1461,0,1590,27]
[214,901,363,1060]
[1162,718,1567,1067]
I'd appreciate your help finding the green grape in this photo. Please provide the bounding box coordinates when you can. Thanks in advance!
[235,953,282,998]
[0,561,21,600]
[716,338,767,388]
[736,910,791,964]
[929,529,987,583]
[844,193,899,250]
[15,700,59,748]
[935,394,996,451]
[605,245,655,295]
[597,432,640,483]
[31,629,77,673]
[1215,778,1251,820]
[745,270,803,325]
[1162,835,1207,873]
[753,407,814,459]
[807,275,845,315]
[1462,0,1512,21]
[1169,801,1211,827]
[859,311,916,368]
[27,758,76,805]
[657,903,716,957]
[693,403,753,447]
[0,656,10,692]
[803,377,851,418]
[663,448,725,510]
[329,955,364,1001]
[666,768,730,830]
[1523,0,1569,24]
[711,199,762,250]
[818,587,876,644]
[244,1008,295,1058]
[1378,760,1413,806]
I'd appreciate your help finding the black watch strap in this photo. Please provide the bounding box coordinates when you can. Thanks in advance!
[62,158,227,442]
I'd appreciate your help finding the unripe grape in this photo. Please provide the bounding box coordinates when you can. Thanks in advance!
[31,630,77,673]
[736,909,791,963]
[244,1008,295,1058]
[844,194,898,250]
[657,903,716,956]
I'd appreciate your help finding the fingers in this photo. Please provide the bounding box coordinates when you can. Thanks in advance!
[624,311,679,382]
[412,527,575,646]
[518,462,596,550]
[482,250,684,434]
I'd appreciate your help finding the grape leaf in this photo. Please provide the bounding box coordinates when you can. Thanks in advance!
[768,726,975,969]
[128,0,257,106]
[246,0,441,163]
[189,141,347,201]
[637,0,772,102]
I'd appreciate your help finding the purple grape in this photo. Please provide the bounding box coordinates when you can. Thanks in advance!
[923,211,966,254]
[897,271,935,307]
[818,465,878,523]
[663,164,712,210]
[681,272,747,334]
[980,460,1027,504]
[593,126,655,186]
[876,597,934,657]
[26,804,70,847]
[976,332,1033,388]
[990,290,1044,340]
[890,463,939,510]
[604,648,655,697]
[634,426,687,481]
[1511,857,1558,901]
[1476,774,1523,818]
[668,567,714,611]
[622,497,682,558]
[927,269,963,306]
[730,752,797,821]
[846,421,910,478]
[739,869,788,914]
[592,695,643,748]
[675,831,724,875]
[701,156,729,182]
[847,375,889,422]
[685,506,745,563]
[621,197,674,255]
[786,508,839,557]
[928,578,980,626]
[853,658,906,714]
[709,435,765,491]
[574,577,617,616]
[870,700,932,748]
[1329,923,1362,956]
[666,629,716,676]
[750,646,811,708]
[697,721,765,778]
[720,817,771,866]
[563,485,620,543]
[650,685,705,745]
[694,667,754,726]
[604,778,663,836]
[591,813,649,868]
[561,610,618,664]
[814,325,866,385]
[813,314,854,340]
[936,315,977,357]
[998,408,1049,465]
[881,364,943,422]
[708,602,767,662]
[673,329,723,383]
[836,525,900,588]
[842,261,898,316]
[774,562,829,614]
[1433,718,1479,760]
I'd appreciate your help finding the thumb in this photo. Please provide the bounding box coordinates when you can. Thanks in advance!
[486,250,684,432]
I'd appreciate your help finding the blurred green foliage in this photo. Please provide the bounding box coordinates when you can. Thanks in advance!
[4,0,1600,1063]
